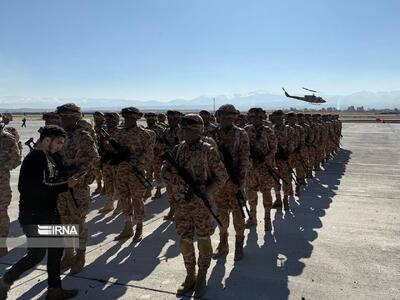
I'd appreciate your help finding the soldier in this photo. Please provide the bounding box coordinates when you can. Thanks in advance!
[145,112,166,199]
[113,107,153,242]
[286,112,307,196]
[92,112,106,195]
[43,112,61,126]
[244,108,278,230]
[235,112,247,128]
[162,114,228,297]
[213,104,250,261]
[1,113,21,148]
[157,113,168,129]
[99,112,121,213]
[270,110,295,211]
[56,103,99,274]
[298,113,314,179]
[162,110,183,220]
[0,121,21,257]
[199,110,218,138]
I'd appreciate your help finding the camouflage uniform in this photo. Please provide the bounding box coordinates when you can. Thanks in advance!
[162,114,227,297]
[113,107,154,242]
[92,112,106,195]
[213,104,250,261]
[145,113,166,198]
[245,108,277,230]
[56,103,99,274]
[0,126,21,255]
[100,113,121,212]
[299,113,314,179]
[162,110,183,220]
[271,111,295,210]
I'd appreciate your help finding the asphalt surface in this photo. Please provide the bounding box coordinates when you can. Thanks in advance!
[1,119,399,300]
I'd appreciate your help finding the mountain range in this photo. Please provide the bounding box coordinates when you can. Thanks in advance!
[0,90,399,112]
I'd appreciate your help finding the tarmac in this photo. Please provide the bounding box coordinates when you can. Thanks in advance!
[1,119,399,300]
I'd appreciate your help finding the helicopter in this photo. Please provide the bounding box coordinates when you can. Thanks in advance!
[282,87,327,104]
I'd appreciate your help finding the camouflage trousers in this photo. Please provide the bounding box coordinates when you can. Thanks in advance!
[307,147,316,174]
[275,159,293,196]
[94,167,102,184]
[176,197,215,271]
[57,182,90,250]
[147,158,163,188]
[103,164,118,205]
[214,181,245,238]
[0,169,11,238]
[292,150,309,184]
[246,164,274,221]
[166,184,178,212]
[116,164,146,222]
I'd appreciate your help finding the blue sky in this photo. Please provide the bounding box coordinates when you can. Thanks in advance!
[0,0,399,101]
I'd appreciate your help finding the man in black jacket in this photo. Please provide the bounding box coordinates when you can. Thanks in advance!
[0,126,80,300]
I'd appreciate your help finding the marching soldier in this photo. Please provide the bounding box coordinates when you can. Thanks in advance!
[162,114,228,297]
[213,104,250,261]
[157,113,168,129]
[298,113,314,179]
[245,108,277,231]
[56,103,99,274]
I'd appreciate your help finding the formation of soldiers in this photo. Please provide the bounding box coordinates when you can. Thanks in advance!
[0,104,342,298]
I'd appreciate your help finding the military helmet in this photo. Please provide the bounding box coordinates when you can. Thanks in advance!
[218,104,239,116]
[56,103,81,117]
[121,107,143,119]
[179,114,204,132]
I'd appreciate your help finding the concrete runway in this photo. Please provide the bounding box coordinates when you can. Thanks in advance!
[1,119,399,299]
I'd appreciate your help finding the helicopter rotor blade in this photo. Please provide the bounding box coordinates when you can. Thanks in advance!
[302,87,318,93]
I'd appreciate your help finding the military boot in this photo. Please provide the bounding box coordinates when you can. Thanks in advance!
[176,269,196,295]
[132,222,143,243]
[144,187,152,200]
[60,249,75,273]
[234,236,244,261]
[212,233,228,259]
[272,193,283,209]
[245,218,257,229]
[163,208,175,221]
[46,287,79,300]
[283,195,290,211]
[92,183,102,196]
[112,200,123,215]
[295,184,301,197]
[114,220,133,241]
[70,249,85,275]
[0,277,11,300]
[264,217,272,232]
[193,268,207,298]
[99,201,114,213]
[152,187,162,199]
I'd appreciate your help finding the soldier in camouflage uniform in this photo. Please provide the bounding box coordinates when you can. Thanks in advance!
[43,112,61,126]
[157,113,168,129]
[162,110,183,220]
[0,121,21,257]
[162,114,228,297]
[199,110,218,138]
[145,112,166,199]
[270,110,295,211]
[99,112,121,213]
[1,114,22,155]
[113,107,154,242]
[235,112,247,128]
[56,103,99,274]
[298,113,314,179]
[92,112,106,195]
[213,104,250,261]
[286,113,307,196]
[245,108,277,231]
